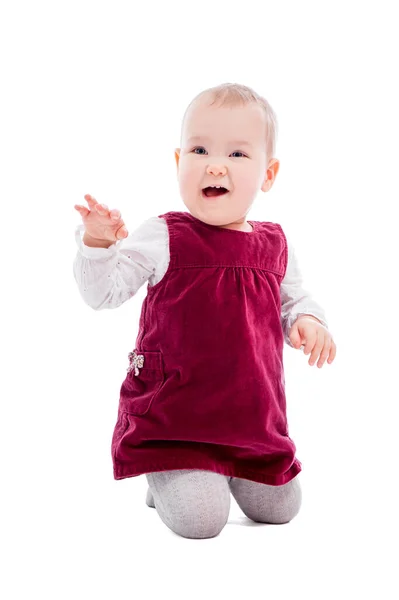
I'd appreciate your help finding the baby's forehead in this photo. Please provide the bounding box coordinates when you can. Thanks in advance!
[181,99,266,144]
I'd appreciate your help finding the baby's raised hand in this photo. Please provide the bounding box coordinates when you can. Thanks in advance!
[74,194,129,242]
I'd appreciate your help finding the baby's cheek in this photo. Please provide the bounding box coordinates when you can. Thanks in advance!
[182,166,201,189]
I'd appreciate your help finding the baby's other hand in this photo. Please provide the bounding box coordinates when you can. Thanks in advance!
[289,315,336,368]
[74,194,129,242]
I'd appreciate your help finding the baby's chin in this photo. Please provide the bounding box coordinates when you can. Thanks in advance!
[184,204,233,227]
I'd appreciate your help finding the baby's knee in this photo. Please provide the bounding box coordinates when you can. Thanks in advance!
[269,477,302,524]
[171,515,226,539]
[147,469,230,538]
[170,510,227,539]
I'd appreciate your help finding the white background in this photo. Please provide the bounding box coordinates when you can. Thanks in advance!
[1,0,397,598]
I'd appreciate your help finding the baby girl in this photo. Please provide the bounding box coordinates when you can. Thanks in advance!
[73,82,336,539]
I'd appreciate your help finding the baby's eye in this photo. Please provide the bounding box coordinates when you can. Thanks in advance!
[192,147,207,155]
[192,147,247,158]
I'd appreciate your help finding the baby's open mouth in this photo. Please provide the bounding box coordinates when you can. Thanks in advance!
[202,186,229,198]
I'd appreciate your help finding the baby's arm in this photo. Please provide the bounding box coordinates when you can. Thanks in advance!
[280,239,328,348]
[73,217,168,310]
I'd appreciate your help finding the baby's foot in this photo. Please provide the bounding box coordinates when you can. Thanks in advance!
[146,487,156,508]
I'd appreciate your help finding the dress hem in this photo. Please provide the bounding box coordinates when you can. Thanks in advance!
[113,457,302,486]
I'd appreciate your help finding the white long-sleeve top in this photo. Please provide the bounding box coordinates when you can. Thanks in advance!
[73,217,328,348]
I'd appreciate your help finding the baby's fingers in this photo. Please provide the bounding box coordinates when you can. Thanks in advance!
[110,209,121,220]
[74,204,90,218]
[84,194,99,209]
[95,203,122,223]
[94,203,109,215]
[115,224,128,239]
[327,341,337,364]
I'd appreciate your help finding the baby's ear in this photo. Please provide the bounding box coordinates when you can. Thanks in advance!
[261,159,280,192]
[174,148,181,170]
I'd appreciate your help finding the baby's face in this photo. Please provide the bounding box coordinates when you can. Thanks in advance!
[175,97,278,229]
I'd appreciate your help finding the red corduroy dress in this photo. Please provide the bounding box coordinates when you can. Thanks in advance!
[111,211,302,485]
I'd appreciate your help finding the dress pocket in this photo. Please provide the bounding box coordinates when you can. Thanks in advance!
[119,349,165,416]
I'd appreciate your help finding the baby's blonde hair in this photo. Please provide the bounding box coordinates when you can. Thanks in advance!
[182,82,278,161]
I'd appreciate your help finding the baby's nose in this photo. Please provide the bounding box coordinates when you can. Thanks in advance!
[206,164,227,176]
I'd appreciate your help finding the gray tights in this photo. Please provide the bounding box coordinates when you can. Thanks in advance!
[145,469,302,539]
